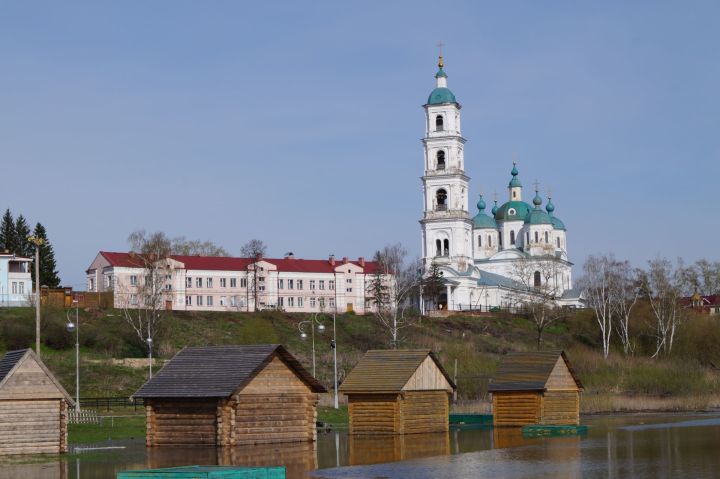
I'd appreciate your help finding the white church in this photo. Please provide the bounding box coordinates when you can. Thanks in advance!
[419,56,583,311]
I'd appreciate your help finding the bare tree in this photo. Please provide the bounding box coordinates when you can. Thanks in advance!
[637,258,686,358]
[613,260,640,355]
[366,243,422,348]
[512,255,564,350]
[123,230,173,378]
[171,237,229,256]
[579,255,614,358]
[240,239,267,312]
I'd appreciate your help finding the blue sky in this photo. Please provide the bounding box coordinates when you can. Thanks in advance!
[1,1,718,288]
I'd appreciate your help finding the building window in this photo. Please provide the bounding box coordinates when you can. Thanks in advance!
[297,279,303,290]
[196,278,202,288]
[197,295,203,306]
[436,189,448,210]
[240,278,247,288]
[443,239,450,256]
[186,296,192,306]
[329,280,335,290]
[165,283,172,291]
[545,231,549,243]
[279,279,284,289]
[510,230,516,245]
[535,231,539,243]
[557,237,561,248]
[346,278,352,284]
[206,278,213,288]
[319,280,325,290]
[220,278,226,287]
[207,296,213,306]
[186,277,192,288]
[346,287,352,293]
[130,275,138,286]
[436,239,442,256]
[230,278,237,288]
[288,279,294,290]
[310,297,316,308]
[298,297,303,307]
[310,280,316,290]
[488,235,492,247]
[478,235,482,247]
[329,298,335,308]
[527,232,530,244]
[319,297,325,308]
[534,271,541,288]
[230,296,237,307]
[288,297,294,307]
[513,191,517,199]
[11,282,17,294]
[279,297,284,307]
[131,294,138,305]
[220,296,226,306]
[499,234,503,247]
[436,150,446,170]
[258,276,265,291]
[89,278,95,291]
[435,115,444,131]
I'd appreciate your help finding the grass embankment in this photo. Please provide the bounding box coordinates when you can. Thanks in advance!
[1,306,719,414]
[68,415,145,444]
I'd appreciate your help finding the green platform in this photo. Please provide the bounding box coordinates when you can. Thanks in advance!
[117,465,285,479]
[521,424,588,438]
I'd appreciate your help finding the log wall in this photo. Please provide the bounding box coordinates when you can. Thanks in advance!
[541,390,580,425]
[0,399,64,455]
[399,391,449,434]
[145,399,218,447]
[492,391,541,426]
[348,394,400,435]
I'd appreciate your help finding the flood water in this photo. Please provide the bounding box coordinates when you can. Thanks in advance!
[2,413,719,479]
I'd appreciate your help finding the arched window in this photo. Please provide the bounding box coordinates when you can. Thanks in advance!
[478,235,482,247]
[436,239,442,256]
[535,231,539,243]
[443,239,450,256]
[545,231,549,243]
[557,237,561,248]
[526,232,530,244]
[510,230,516,245]
[488,235,492,247]
[534,271,541,287]
[512,191,517,199]
[435,115,444,131]
[436,151,446,170]
[436,189,447,210]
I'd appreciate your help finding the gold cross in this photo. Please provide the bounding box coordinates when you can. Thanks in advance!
[437,41,444,68]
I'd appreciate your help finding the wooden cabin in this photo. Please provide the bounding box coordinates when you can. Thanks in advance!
[0,349,75,455]
[132,344,326,447]
[339,350,456,435]
[488,350,583,427]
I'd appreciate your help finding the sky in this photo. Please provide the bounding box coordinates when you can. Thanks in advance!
[1,1,718,289]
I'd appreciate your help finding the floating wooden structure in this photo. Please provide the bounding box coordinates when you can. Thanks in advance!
[0,348,75,455]
[132,345,326,447]
[339,349,456,435]
[117,465,285,479]
[488,350,583,427]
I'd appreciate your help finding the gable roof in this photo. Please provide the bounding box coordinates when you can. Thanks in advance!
[132,344,326,399]
[339,349,456,393]
[0,349,75,404]
[488,350,583,392]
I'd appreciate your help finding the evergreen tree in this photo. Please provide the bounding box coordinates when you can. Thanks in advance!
[14,215,32,258]
[0,209,18,253]
[421,262,445,310]
[32,223,61,288]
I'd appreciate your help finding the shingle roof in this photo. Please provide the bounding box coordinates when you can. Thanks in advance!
[339,349,455,393]
[0,349,27,383]
[132,344,326,398]
[488,350,583,392]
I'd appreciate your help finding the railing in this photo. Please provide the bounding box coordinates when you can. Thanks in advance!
[78,396,144,411]
[69,410,103,425]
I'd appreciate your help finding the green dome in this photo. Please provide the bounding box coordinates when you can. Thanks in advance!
[494,200,531,222]
[532,191,542,206]
[545,198,555,214]
[427,87,457,105]
[525,208,554,225]
[508,164,522,188]
[435,67,448,78]
[551,216,566,230]
[473,195,497,229]
[491,200,499,216]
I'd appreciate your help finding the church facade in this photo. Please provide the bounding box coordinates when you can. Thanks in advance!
[419,57,582,312]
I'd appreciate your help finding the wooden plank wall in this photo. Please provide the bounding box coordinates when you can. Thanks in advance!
[492,392,541,426]
[146,399,218,447]
[399,391,449,434]
[348,394,400,435]
[0,358,66,401]
[545,357,579,390]
[402,356,453,392]
[541,391,580,425]
[0,399,62,455]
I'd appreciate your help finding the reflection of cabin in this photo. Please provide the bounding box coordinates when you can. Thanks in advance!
[133,345,326,447]
[489,351,583,427]
[0,349,75,455]
[339,350,456,435]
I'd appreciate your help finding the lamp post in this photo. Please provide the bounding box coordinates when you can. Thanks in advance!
[66,300,80,412]
[146,336,153,379]
[298,314,325,378]
[27,235,44,357]
[331,308,338,409]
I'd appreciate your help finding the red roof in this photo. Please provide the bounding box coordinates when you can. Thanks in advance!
[99,252,380,274]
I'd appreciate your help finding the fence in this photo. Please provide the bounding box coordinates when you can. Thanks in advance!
[69,410,103,425]
[78,396,144,411]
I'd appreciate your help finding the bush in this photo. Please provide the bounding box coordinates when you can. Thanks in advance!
[1,318,34,350]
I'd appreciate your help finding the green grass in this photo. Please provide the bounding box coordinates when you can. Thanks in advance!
[68,415,145,444]
[318,405,348,426]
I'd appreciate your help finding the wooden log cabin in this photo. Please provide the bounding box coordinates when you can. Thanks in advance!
[339,350,456,435]
[0,349,75,455]
[488,350,583,427]
[132,344,326,447]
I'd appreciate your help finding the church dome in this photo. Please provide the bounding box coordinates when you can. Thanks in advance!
[546,198,566,230]
[473,195,497,229]
[525,208,554,225]
[494,200,531,222]
[427,87,457,105]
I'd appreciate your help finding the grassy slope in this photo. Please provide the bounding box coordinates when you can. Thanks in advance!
[1,307,718,413]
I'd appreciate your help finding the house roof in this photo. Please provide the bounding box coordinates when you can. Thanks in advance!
[339,349,456,393]
[488,350,583,392]
[0,349,75,404]
[132,344,326,399]
[98,251,380,274]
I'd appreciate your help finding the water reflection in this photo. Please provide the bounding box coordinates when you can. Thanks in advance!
[347,433,450,465]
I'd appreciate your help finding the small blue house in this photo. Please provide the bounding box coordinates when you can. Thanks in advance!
[0,252,33,307]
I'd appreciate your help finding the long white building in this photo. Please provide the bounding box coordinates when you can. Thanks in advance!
[419,56,582,311]
[86,251,382,314]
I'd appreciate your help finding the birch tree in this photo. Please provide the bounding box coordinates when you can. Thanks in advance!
[613,260,640,355]
[580,255,614,358]
[240,239,267,312]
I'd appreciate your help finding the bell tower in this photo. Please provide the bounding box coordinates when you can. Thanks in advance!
[420,55,473,272]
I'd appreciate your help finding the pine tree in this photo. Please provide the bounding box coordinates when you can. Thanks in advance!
[421,262,445,310]
[14,215,32,258]
[0,209,18,254]
[33,223,61,288]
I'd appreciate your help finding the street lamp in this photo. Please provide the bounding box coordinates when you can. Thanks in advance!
[146,336,153,379]
[66,300,80,412]
[298,314,325,378]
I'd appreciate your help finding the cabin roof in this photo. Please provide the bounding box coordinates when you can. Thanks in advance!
[339,349,456,393]
[132,344,326,399]
[488,350,583,392]
[0,349,75,404]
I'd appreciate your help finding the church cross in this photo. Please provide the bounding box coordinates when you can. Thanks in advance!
[533,179,540,191]
[437,41,444,57]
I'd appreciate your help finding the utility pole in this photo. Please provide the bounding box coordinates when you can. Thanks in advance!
[27,236,44,357]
